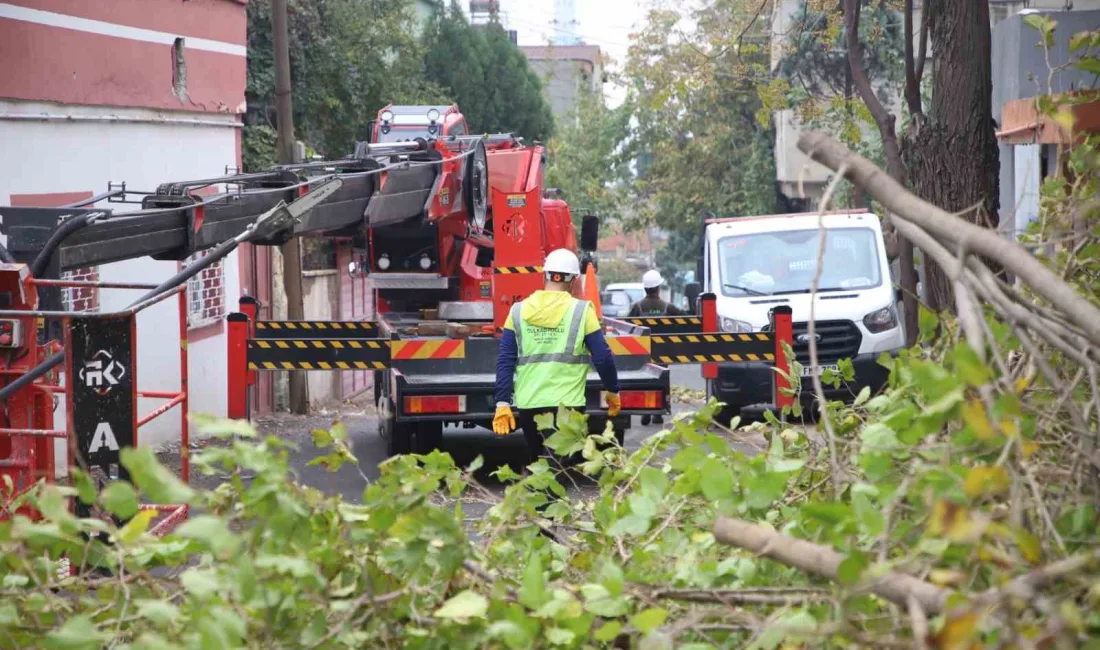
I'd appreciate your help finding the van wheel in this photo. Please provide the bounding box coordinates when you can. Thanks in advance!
[707,380,740,427]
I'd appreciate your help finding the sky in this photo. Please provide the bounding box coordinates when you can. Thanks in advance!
[494,0,657,106]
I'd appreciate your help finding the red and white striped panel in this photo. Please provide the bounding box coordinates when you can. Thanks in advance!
[0,0,246,113]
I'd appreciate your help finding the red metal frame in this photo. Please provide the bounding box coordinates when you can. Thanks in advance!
[700,293,718,380]
[0,274,190,535]
[226,312,250,420]
[772,306,795,412]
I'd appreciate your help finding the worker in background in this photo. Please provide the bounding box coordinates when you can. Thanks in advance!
[493,249,621,466]
[628,269,680,426]
[628,270,686,317]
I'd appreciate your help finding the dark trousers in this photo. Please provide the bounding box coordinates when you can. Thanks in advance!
[518,406,581,465]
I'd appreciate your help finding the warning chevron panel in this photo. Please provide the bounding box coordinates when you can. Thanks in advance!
[390,339,466,360]
[607,335,652,356]
[254,321,377,339]
[247,338,390,371]
[650,332,775,364]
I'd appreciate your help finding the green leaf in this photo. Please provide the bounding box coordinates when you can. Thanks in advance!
[630,607,668,634]
[607,514,651,537]
[519,553,548,609]
[116,509,158,543]
[190,413,256,438]
[545,628,576,645]
[853,493,885,536]
[918,306,939,340]
[1069,30,1094,52]
[42,616,107,650]
[176,515,239,557]
[180,567,221,599]
[594,621,623,642]
[637,467,668,498]
[121,446,195,505]
[853,385,871,406]
[951,343,991,387]
[699,457,733,500]
[628,493,659,519]
[466,455,484,473]
[859,423,899,454]
[1075,57,1100,75]
[434,590,489,620]
[601,561,625,597]
[100,481,139,519]
[581,584,628,617]
[310,428,333,448]
[71,469,97,505]
[136,599,180,625]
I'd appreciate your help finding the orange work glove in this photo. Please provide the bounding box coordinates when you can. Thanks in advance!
[606,392,621,418]
[492,403,516,435]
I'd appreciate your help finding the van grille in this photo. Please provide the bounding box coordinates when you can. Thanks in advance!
[791,320,862,363]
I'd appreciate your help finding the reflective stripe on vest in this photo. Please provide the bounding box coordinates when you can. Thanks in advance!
[513,300,590,366]
[512,298,591,410]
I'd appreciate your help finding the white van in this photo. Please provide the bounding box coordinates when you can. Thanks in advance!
[700,211,905,416]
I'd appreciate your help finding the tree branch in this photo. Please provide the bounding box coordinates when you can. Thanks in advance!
[903,0,922,117]
[713,516,950,614]
[842,0,902,179]
[798,132,1100,350]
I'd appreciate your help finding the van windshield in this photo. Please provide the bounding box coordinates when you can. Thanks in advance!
[718,228,881,297]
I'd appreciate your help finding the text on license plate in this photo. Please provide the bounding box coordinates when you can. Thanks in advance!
[801,364,839,377]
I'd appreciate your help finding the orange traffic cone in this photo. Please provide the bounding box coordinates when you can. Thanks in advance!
[584,261,602,320]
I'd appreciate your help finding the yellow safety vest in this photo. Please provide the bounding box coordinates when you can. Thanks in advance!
[512,299,590,409]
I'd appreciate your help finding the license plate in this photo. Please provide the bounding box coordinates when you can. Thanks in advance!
[801,363,838,377]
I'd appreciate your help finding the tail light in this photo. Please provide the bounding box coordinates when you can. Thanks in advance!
[404,395,466,414]
[603,390,663,410]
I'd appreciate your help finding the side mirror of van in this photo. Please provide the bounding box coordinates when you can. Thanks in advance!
[580,215,600,252]
[895,287,903,303]
[684,282,702,312]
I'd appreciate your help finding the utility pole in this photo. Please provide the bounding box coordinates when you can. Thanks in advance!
[273,0,308,414]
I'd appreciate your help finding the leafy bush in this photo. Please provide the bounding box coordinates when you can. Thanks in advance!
[3,344,1099,649]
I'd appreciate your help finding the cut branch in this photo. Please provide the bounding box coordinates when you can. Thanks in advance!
[713,516,949,615]
[798,132,1100,350]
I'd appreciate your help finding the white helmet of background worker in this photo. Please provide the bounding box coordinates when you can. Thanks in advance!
[544,248,581,280]
[642,269,664,289]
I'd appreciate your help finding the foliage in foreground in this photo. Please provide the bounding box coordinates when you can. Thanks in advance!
[2,322,1099,650]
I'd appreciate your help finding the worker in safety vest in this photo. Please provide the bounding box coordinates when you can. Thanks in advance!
[492,249,621,463]
[628,269,686,317]
[628,269,679,426]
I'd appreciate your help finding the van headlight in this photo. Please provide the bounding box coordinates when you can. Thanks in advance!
[862,305,898,333]
[721,317,753,333]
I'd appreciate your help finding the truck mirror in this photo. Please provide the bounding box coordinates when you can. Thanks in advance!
[684,282,702,312]
[896,287,903,303]
[580,215,599,252]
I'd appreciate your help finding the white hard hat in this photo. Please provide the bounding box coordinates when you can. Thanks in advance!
[544,249,581,278]
[642,269,664,289]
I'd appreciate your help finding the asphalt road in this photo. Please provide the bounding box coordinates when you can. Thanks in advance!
[241,365,719,505]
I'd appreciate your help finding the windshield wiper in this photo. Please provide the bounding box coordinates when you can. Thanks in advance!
[770,287,853,296]
[723,283,770,297]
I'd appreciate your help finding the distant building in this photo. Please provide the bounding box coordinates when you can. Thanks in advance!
[520,44,604,121]
[992,8,1100,239]
[596,226,666,267]
[411,0,439,32]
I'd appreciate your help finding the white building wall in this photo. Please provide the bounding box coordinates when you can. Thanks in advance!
[0,100,241,447]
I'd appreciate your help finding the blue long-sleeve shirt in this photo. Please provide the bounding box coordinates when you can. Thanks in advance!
[494,328,620,406]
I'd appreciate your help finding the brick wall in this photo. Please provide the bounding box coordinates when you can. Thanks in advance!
[61,267,100,312]
[186,251,225,329]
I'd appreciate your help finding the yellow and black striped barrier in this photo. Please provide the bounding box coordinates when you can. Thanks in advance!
[254,320,377,339]
[649,332,775,365]
[493,266,543,275]
[619,315,703,335]
[245,336,468,370]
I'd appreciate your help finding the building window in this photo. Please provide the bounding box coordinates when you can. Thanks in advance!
[186,251,225,329]
[302,238,337,272]
[61,267,100,312]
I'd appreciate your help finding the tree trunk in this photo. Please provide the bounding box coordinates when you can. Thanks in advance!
[901,0,999,314]
[273,0,309,414]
